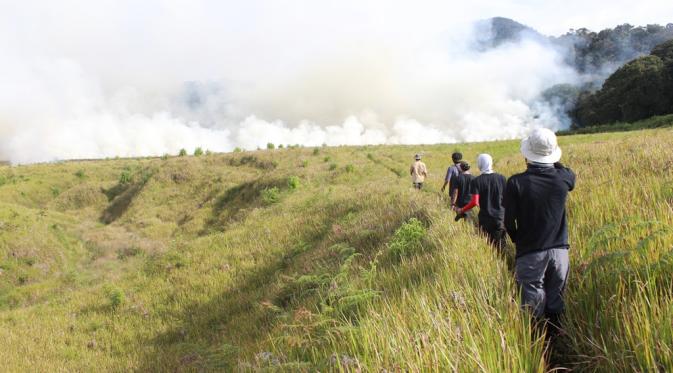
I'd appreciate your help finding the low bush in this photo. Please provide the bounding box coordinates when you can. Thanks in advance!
[261,187,281,205]
[287,176,300,190]
[119,168,132,184]
[388,218,426,258]
[104,286,125,310]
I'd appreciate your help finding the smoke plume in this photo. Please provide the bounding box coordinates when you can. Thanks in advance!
[0,1,652,164]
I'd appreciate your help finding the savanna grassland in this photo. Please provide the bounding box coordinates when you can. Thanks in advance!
[1,126,672,372]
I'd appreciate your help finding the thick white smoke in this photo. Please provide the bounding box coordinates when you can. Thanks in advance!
[3,0,663,164]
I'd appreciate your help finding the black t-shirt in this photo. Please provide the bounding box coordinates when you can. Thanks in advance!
[470,173,506,224]
[450,173,474,208]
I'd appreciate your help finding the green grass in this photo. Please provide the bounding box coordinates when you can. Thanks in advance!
[0,127,672,371]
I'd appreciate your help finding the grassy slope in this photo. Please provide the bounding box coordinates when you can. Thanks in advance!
[0,127,672,372]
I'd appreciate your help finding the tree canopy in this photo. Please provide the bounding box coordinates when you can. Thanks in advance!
[572,40,673,127]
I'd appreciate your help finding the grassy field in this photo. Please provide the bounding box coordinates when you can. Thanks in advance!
[0,126,672,372]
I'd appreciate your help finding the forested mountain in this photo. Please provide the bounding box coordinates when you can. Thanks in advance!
[572,39,673,126]
[478,18,673,128]
[555,23,673,78]
[474,17,545,50]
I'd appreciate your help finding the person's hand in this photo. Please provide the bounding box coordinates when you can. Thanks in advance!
[554,162,564,169]
[454,212,466,222]
[441,186,445,193]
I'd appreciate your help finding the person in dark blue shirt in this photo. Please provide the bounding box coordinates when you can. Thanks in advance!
[441,152,463,194]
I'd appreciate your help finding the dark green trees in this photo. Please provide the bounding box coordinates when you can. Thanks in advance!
[573,40,673,127]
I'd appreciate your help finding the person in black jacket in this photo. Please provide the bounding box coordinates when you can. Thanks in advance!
[504,128,575,334]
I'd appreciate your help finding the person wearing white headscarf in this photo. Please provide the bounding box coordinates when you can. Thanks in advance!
[457,153,507,250]
[477,153,494,174]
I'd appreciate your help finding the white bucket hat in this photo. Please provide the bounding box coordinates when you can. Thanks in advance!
[520,128,562,164]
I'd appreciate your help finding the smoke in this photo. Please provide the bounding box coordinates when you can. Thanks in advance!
[0,2,586,164]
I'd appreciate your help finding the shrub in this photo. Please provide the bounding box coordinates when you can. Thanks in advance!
[267,143,275,150]
[75,170,86,179]
[160,154,169,160]
[117,246,142,260]
[178,148,187,157]
[301,160,309,168]
[105,286,125,310]
[119,169,132,184]
[233,147,242,153]
[261,187,281,205]
[345,164,355,173]
[278,144,284,149]
[50,186,61,197]
[287,176,300,190]
[313,148,320,156]
[194,147,204,156]
[329,163,338,171]
[323,156,332,163]
[388,218,426,258]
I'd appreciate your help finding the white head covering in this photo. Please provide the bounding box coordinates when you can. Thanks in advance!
[477,154,494,174]
[520,128,562,164]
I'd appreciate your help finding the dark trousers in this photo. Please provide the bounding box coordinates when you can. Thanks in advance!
[515,248,569,319]
[479,219,506,251]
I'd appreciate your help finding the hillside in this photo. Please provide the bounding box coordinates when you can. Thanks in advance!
[573,39,673,126]
[1,127,673,371]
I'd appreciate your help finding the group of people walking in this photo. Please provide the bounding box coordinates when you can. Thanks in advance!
[410,128,576,335]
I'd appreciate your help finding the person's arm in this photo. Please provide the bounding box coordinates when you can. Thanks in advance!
[461,194,479,213]
[410,165,414,176]
[555,162,576,191]
[503,178,518,242]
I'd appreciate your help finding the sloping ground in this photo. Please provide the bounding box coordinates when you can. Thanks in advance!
[0,127,672,371]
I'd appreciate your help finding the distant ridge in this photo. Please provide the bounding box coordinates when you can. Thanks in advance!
[473,17,545,50]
